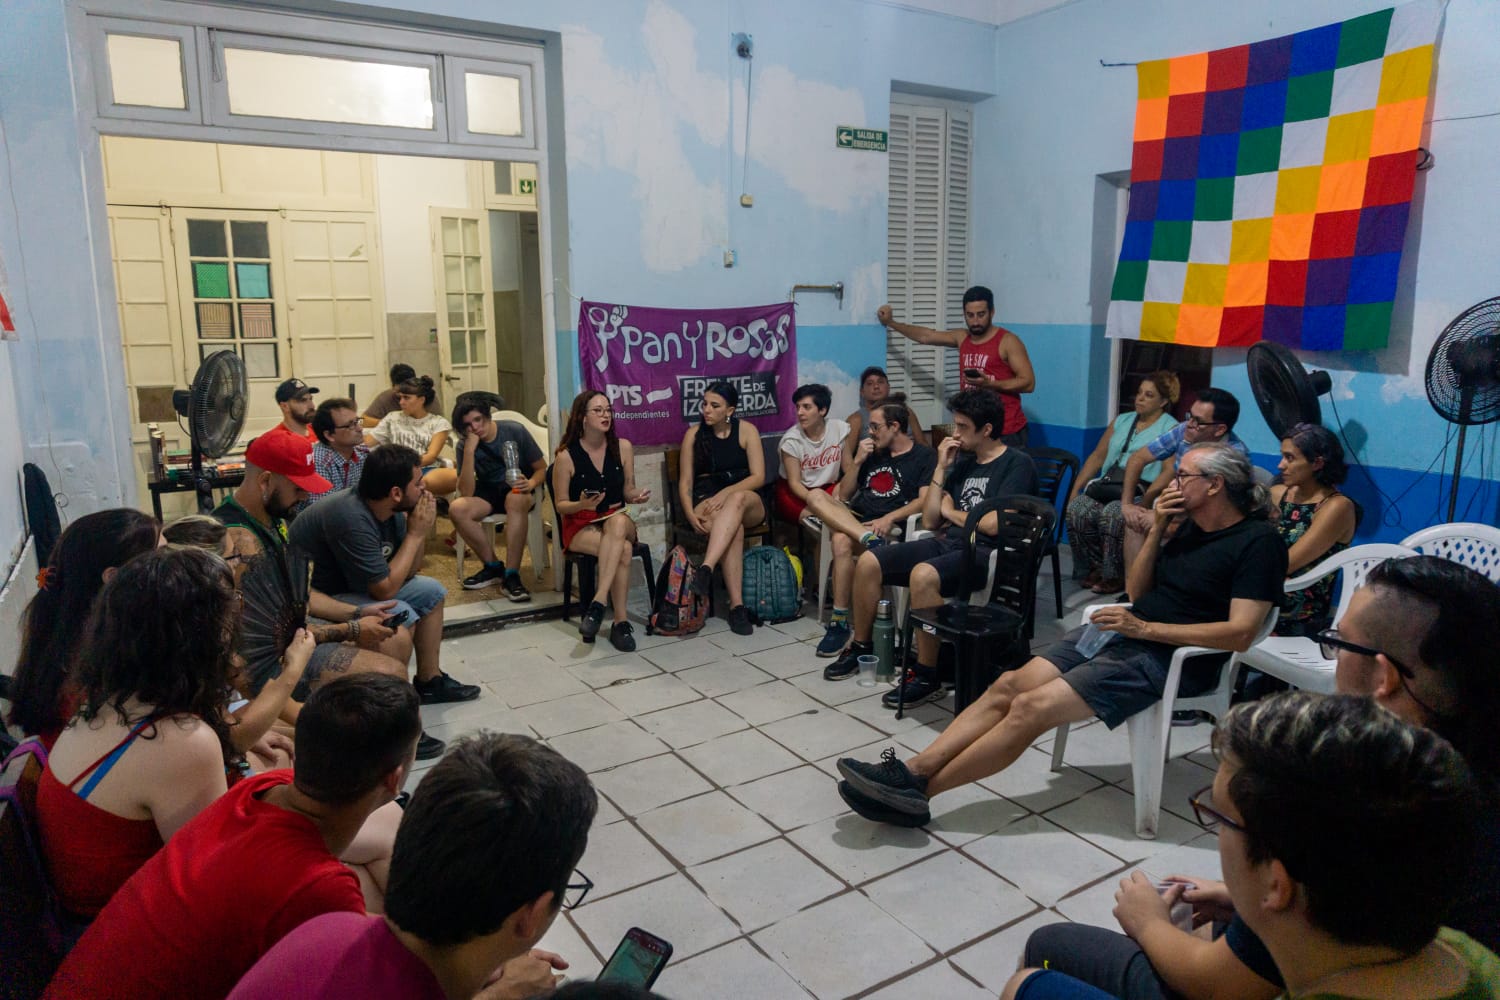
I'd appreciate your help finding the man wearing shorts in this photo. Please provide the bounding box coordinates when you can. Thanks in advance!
[836,442,1284,826]
[448,399,546,599]
[823,388,1038,702]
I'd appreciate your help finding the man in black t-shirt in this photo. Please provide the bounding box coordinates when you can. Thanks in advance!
[837,442,1284,826]
[824,389,1038,693]
[804,402,937,657]
[448,401,547,599]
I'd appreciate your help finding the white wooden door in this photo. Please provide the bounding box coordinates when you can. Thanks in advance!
[430,208,497,397]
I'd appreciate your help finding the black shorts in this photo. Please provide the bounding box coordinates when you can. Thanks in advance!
[870,534,984,598]
[1037,624,1226,729]
[470,480,511,512]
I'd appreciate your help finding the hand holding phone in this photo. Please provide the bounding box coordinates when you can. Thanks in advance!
[384,609,412,628]
[598,927,672,989]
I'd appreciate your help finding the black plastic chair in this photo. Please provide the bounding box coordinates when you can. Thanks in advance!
[548,465,658,635]
[897,495,1056,716]
[1022,447,1080,620]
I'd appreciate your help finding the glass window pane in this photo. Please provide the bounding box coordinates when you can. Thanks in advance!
[107,34,186,109]
[443,256,462,293]
[469,330,486,365]
[243,342,279,378]
[464,72,522,136]
[467,293,484,327]
[461,219,480,254]
[196,302,232,339]
[239,302,275,339]
[492,161,513,196]
[193,262,230,298]
[235,262,271,299]
[441,218,460,253]
[449,330,468,365]
[446,294,464,329]
[188,220,227,258]
[223,48,433,129]
[230,221,270,259]
[464,256,482,291]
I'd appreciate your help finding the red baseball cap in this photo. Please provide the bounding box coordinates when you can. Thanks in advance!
[245,432,332,492]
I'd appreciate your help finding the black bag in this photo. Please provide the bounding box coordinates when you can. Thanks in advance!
[1082,414,1141,504]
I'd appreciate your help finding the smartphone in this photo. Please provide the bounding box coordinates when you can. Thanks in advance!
[964,367,984,380]
[385,609,412,628]
[583,489,605,499]
[597,927,672,989]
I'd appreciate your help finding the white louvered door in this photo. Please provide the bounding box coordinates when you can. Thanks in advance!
[887,99,971,426]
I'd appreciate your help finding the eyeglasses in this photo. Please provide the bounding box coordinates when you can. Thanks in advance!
[1174,470,1213,481]
[1189,784,1246,834]
[587,407,613,416]
[333,419,363,431]
[562,869,594,909]
[1315,628,1413,678]
[1186,417,1224,428]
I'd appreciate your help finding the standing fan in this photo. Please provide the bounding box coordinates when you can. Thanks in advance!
[1246,341,1333,438]
[172,350,247,513]
[1425,296,1500,521]
[233,537,310,694]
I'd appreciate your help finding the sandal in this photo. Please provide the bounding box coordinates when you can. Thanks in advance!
[1090,577,1124,594]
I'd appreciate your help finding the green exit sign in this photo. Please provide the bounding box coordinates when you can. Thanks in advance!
[835,126,887,152]
[518,178,536,194]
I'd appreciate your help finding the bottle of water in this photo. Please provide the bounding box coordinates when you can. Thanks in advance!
[872,600,896,681]
[502,439,525,487]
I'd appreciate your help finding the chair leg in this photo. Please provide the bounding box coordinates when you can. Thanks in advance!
[1126,705,1166,840]
[637,545,657,632]
[816,526,833,626]
[455,531,466,580]
[1051,547,1064,618]
[528,502,549,581]
[1050,722,1071,771]
[562,557,575,621]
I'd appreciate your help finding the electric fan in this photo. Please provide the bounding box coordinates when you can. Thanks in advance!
[172,351,248,513]
[1247,341,1333,438]
[232,531,310,694]
[1425,296,1500,521]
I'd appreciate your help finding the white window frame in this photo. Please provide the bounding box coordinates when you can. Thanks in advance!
[445,55,537,150]
[89,16,201,125]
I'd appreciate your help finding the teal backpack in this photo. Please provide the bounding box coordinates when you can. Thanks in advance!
[741,545,801,625]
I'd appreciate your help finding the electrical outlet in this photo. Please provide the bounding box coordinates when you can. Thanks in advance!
[723,249,737,268]
[739,194,754,208]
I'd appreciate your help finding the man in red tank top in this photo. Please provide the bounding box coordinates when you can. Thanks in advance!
[878,285,1035,446]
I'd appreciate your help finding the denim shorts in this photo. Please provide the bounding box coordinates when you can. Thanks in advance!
[1037,624,1226,729]
[331,574,447,626]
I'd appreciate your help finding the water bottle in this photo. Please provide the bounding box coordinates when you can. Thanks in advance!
[872,600,896,681]
[502,438,525,487]
[147,423,166,479]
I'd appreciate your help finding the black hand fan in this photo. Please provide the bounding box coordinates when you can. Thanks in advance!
[1425,296,1500,520]
[234,541,310,696]
[172,350,248,513]
[1247,341,1333,438]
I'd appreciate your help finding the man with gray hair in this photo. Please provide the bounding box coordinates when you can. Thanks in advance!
[836,443,1286,826]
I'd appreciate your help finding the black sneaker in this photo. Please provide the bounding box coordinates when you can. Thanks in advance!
[609,621,637,652]
[463,562,507,590]
[837,747,930,812]
[824,640,874,681]
[414,672,482,704]
[503,573,532,602]
[579,601,606,642]
[880,669,944,709]
[728,604,753,635]
[415,732,445,760]
[691,564,713,598]
[838,779,930,827]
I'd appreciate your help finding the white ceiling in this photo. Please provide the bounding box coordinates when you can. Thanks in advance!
[886,0,1078,27]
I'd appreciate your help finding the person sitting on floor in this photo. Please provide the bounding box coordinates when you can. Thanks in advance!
[1019,555,1500,999]
[1004,692,1497,1000]
[289,445,480,718]
[823,388,1038,704]
[230,731,598,1000]
[805,401,937,657]
[774,382,854,526]
[7,507,161,750]
[848,365,926,445]
[1268,423,1357,637]
[362,363,417,429]
[365,375,458,496]
[447,398,547,600]
[837,443,1284,826]
[553,391,651,651]
[44,673,421,1000]
[678,380,767,636]
[309,396,371,501]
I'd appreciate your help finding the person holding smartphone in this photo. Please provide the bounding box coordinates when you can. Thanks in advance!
[553,391,651,651]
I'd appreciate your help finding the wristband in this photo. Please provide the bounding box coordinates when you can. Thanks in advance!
[349,619,361,643]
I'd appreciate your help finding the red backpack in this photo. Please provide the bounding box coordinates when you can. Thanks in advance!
[649,545,708,636]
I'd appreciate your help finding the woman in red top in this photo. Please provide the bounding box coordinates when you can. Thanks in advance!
[36,546,314,919]
[7,508,161,749]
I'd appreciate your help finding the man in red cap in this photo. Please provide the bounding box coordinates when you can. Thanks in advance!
[214,432,447,760]
[271,378,320,443]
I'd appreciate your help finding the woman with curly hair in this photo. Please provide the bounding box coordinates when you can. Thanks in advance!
[7,508,161,748]
[35,545,313,919]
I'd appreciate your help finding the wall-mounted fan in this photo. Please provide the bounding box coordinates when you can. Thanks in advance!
[1426,296,1500,521]
[1247,341,1333,438]
[172,350,247,513]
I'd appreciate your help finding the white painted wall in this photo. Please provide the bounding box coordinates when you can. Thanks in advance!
[373,154,474,313]
[490,210,523,293]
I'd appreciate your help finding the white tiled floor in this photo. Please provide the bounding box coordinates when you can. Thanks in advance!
[412,559,1225,998]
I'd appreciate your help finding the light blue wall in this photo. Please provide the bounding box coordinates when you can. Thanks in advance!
[973,0,1500,537]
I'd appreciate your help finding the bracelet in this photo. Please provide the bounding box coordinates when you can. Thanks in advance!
[349,619,361,643]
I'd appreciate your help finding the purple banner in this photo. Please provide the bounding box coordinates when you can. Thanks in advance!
[578,300,797,447]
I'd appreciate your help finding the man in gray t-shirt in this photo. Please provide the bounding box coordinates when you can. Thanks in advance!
[448,402,547,599]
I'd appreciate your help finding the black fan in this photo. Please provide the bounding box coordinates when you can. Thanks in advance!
[233,538,310,694]
[172,351,248,513]
[1247,341,1333,438]
[1425,296,1500,520]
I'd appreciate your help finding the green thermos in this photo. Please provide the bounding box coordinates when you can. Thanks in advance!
[872,600,896,681]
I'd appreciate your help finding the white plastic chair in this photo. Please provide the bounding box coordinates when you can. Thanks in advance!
[454,410,551,582]
[1400,523,1500,584]
[1050,601,1279,839]
[1239,542,1417,694]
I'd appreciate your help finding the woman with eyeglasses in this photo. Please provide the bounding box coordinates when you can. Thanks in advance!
[552,390,650,651]
[1269,423,1357,637]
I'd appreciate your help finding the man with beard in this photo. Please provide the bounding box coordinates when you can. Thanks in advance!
[271,377,320,443]
[290,445,479,718]
[214,434,449,759]
[877,286,1035,446]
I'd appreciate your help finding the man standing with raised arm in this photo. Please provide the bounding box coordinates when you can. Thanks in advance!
[877,286,1035,446]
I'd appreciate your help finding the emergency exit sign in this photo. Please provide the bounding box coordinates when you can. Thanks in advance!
[835,126,887,152]
[519,178,536,194]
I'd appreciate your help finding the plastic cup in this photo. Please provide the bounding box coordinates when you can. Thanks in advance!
[857,654,879,687]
